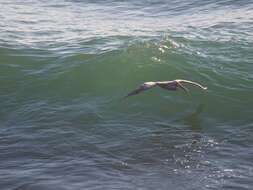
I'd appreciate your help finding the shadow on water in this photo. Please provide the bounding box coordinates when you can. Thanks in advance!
[181,104,205,144]
[182,104,204,132]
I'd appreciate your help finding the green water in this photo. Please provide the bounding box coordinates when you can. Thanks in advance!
[0,0,253,189]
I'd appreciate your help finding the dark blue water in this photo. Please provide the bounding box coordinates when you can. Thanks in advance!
[0,0,253,189]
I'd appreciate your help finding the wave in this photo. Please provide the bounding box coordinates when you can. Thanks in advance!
[1,34,252,123]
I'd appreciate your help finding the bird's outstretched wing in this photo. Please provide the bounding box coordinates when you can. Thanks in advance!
[177,82,190,93]
[124,82,157,98]
[175,79,208,90]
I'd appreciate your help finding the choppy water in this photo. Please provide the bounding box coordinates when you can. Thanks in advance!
[1,0,253,189]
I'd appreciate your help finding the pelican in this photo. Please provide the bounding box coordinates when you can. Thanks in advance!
[125,79,207,98]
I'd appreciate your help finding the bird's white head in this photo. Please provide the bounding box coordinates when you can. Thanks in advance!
[141,82,157,89]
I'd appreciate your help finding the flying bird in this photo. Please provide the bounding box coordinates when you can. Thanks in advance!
[125,79,207,98]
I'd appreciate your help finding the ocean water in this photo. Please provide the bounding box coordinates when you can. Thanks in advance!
[0,0,253,189]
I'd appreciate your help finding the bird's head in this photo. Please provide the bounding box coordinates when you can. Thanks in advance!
[141,82,157,90]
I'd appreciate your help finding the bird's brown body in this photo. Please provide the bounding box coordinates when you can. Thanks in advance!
[125,79,207,98]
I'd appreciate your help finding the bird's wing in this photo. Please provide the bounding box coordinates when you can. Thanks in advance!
[124,82,157,98]
[177,82,189,93]
[175,79,207,90]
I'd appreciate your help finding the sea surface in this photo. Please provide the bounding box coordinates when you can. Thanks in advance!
[0,0,253,189]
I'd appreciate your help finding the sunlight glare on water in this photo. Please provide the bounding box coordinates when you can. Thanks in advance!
[0,0,253,189]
